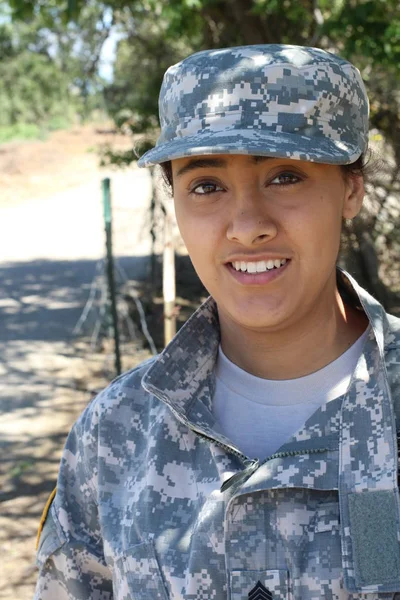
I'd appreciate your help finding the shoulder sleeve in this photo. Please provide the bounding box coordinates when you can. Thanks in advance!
[34,391,113,600]
[385,329,400,430]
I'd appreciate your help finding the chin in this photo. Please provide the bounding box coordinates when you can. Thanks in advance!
[222,299,292,332]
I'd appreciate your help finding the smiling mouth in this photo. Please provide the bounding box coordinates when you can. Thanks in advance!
[230,258,289,274]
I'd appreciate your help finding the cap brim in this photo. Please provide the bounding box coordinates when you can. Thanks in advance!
[137,129,362,168]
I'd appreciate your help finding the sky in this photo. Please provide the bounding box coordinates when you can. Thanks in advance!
[98,26,125,82]
[97,7,125,82]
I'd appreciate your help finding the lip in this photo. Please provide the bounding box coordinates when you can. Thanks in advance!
[226,258,291,285]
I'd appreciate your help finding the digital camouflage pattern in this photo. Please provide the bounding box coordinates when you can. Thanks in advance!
[137,45,369,168]
[35,270,400,600]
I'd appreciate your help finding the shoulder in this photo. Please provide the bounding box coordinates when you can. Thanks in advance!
[77,355,160,434]
[386,312,400,342]
[98,354,158,404]
[385,312,400,362]
[57,354,163,499]
[49,357,160,526]
[384,312,400,429]
[36,356,163,569]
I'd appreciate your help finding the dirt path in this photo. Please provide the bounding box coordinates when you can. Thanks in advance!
[0,125,154,599]
[0,124,124,206]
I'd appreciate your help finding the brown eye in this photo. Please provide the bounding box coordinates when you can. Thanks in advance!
[192,182,223,195]
[270,172,301,186]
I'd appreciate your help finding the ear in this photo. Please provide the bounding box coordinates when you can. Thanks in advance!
[342,174,364,219]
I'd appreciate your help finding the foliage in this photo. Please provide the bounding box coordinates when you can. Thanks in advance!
[1,0,111,141]
[0,48,71,127]
[0,122,41,143]
[0,18,72,132]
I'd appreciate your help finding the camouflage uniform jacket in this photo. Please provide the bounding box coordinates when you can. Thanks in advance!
[35,270,400,600]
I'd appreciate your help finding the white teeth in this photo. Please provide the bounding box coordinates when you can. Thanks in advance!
[256,261,267,273]
[231,258,289,273]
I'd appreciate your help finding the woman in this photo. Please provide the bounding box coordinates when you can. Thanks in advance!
[35,45,400,600]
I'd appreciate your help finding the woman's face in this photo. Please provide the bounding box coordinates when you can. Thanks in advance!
[171,154,364,334]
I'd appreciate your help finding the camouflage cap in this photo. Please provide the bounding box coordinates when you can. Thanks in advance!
[137,44,369,168]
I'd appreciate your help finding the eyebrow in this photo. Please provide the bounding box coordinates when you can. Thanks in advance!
[175,155,272,177]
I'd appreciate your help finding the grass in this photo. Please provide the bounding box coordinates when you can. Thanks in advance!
[0,123,42,143]
[9,460,34,479]
[0,117,71,144]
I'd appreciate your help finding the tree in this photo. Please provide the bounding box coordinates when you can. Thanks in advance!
[1,0,113,134]
[0,13,73,131]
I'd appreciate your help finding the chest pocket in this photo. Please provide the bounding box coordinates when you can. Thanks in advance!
[113,542,169,600]
[298,502,398,599]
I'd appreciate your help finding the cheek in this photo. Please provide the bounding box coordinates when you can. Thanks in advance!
[287,198,343,255]
[175,197,220,243]
[174,202,192,241]
[175,208,212,262]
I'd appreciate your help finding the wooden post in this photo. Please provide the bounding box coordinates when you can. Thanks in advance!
[102,177,122,376]
[163,212,176,346]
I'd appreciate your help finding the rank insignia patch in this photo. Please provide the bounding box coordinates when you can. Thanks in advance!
[248,580,273,600]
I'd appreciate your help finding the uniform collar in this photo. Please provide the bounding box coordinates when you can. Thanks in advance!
[142,294,220,419]
[142,268,394,423]
[336,267,392,356]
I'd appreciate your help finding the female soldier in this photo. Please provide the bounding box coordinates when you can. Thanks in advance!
[35,45,400,600]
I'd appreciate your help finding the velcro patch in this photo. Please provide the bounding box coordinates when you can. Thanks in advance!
[348,490,400,587]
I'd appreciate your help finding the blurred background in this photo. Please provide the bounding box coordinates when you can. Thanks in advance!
[0,1,399,598]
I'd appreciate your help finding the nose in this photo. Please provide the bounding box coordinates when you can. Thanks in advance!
[226,193,278,246]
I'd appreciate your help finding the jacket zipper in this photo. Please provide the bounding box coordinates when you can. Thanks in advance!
[184,413,329,465]
[145,386,249,462]
[169,405,248,461]
[220,446,329,492]
[170,406,329,492]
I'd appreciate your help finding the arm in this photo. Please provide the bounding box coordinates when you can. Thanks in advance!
[34,396,113,599]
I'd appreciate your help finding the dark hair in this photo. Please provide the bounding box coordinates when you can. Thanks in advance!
[160,160,173,189]
[340,153,368,179]
[159,152,368,191]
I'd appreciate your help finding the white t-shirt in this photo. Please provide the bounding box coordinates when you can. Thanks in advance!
[213,327,369,460]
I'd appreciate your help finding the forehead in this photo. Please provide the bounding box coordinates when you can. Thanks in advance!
[173,155,274,177]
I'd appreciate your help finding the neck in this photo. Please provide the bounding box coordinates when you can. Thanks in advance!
[219,287,368,381]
